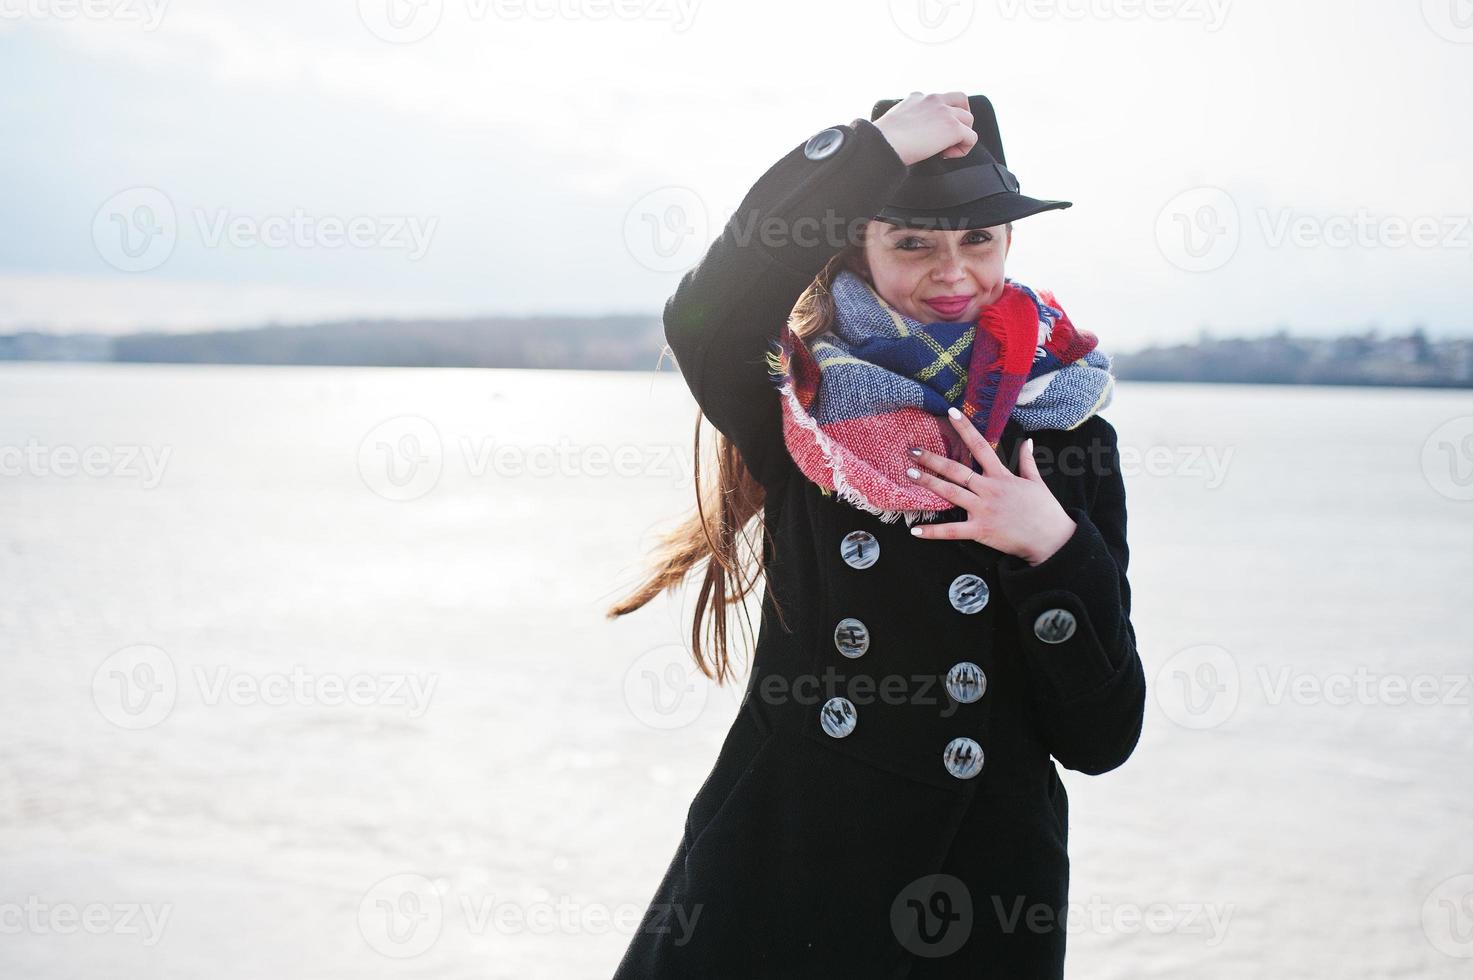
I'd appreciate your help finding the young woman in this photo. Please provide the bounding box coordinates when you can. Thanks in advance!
[608,91,1146,979]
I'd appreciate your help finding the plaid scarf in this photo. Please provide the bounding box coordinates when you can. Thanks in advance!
[764,269,1114,526]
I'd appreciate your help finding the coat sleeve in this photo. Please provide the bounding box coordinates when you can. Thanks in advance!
[661,118,910,490]
[993,416,1147,776]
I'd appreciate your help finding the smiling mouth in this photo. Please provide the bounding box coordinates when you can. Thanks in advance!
[923,296,975,317]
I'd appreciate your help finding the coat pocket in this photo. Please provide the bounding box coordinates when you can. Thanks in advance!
[682,704,775,851]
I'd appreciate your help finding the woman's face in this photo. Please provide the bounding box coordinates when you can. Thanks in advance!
[858,220,1012,323]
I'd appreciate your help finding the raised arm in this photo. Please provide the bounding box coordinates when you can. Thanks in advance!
[661,117,911,488]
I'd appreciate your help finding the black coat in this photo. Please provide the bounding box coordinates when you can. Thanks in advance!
[614,117,1146,979]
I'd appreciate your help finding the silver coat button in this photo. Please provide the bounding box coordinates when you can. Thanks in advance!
[945,661,987,704]
[948,573,990,614]
[1034,608,1078,644]
[840,530,879,569]
[804,127,845,160]
[820,696,857,738]
[943,736,984,779]
[834,618,870,659]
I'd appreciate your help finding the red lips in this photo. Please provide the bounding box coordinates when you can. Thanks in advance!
[922,295,975,319]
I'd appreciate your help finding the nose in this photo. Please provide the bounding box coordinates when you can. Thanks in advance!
[931,257,967,286]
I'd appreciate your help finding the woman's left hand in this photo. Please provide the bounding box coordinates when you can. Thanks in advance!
[905,406,1077,566]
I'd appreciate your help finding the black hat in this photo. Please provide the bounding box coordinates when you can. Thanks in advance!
[869,94,1072,230]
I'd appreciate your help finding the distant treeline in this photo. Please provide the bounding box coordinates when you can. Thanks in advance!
[0,315,666,372]
[2,319,1471,388]
[1113,328,1473,388]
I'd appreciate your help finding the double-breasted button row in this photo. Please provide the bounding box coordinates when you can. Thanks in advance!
[819,699,986,780]
[839,533,992,615]
[827,527,993,779]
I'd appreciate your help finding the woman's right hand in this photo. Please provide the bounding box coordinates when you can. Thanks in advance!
[871,91,978,166]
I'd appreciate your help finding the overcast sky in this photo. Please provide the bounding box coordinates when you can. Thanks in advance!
[1,0,1470,349]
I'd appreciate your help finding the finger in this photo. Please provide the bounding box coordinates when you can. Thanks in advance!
[940,123,976,159]
[945,407,1008,478]
[1016,436,1042,482]
[948,105,975,127]
[940,91,969,110]
[909,446,983,496]
[910,518,978,541]
[939,126,977,158]
[905,459,976,509]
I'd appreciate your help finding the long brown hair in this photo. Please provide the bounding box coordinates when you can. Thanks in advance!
[604,243,870,686]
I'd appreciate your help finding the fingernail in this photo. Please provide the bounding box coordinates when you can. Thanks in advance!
[910,526,923,536]
[947,406,961,419]
[905,467,920,479]
[907,447,922,457]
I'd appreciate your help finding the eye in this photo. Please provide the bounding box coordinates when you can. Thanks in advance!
[893,231,993,251]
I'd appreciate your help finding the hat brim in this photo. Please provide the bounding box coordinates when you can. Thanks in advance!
[872,193,1072,231]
